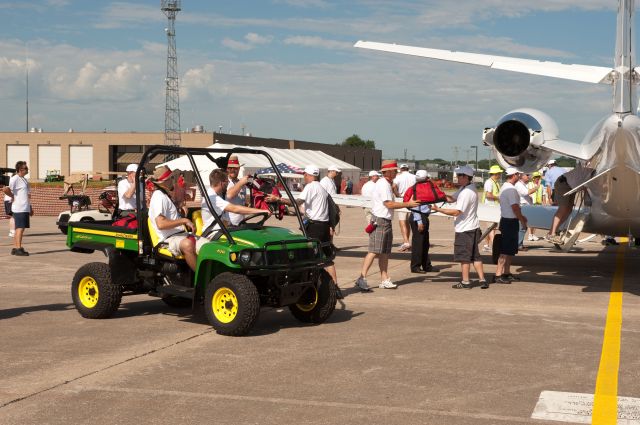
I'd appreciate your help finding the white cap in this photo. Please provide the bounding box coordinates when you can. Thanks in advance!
[415,170,428,180]
[126,163,138,173]
[304,165,320,176]
[327,164,341,172]
[399,163,409,169]
[454,165,475,177]
[547,159,556,165]
[368,170,381,177]
[505,167,520,176]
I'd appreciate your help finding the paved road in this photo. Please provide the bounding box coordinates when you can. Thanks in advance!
[1,209,639,424]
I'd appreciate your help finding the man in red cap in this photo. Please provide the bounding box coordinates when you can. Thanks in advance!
[355,160,420,291]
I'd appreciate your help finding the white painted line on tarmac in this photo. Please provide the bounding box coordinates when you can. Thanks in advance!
[531,391,640,424]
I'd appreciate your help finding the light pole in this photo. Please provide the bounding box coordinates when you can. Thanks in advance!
[470,145,478,169]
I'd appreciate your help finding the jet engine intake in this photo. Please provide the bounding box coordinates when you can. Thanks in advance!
[484,108,555,173]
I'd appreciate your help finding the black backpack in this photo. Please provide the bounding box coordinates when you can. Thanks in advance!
[327,195,341,229]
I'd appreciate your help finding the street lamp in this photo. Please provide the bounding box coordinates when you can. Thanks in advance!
[470,145,478,169]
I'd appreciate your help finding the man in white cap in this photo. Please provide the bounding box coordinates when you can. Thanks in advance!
[267,165,340,297]
[493,167,528,284]
[117,163,138,216]
[320,165,340,195]
[543,159,566,205]
[393,163,416,252]
[431,165,487,289]
[361,170,381,224]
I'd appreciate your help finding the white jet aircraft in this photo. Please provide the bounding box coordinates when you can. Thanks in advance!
[350,0,640,253]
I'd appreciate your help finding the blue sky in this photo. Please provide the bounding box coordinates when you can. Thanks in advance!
[0,0,627,160]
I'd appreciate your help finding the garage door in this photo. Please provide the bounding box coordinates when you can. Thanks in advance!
[6,145,31,178]
[38,145,61,180]
[69,145,93,174]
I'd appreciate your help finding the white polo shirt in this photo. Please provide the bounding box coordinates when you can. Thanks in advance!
[117,178,137,210]
[8,175,30,213]
[201,187,230,231]
[371,178,394,220]
[361,180,376,197]
[148,190,183,242]
[499,182,520,219]
[320,176,337,195]
[393,171,416,197]
[514,180,532,205]
[299,181,329,221]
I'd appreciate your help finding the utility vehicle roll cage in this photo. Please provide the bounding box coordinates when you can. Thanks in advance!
[134,145,307,247]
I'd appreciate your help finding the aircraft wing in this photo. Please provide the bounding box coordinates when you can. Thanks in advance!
[354,41,614,84]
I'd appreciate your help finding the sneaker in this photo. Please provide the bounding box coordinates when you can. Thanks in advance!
[398,243,411,252]
[503,273,521,282]
[492,275,511,284]
[379,279,398,289]
[482,244,491,252]
[14,247,29,256]
[479,280,489,289]
[452,281,472,289]
[355,276,371,292]
[8,230,15,238]
[10,248,17,255]
[528,235,541,241]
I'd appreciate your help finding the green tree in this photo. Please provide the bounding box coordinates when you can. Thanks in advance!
[342,134,376,149]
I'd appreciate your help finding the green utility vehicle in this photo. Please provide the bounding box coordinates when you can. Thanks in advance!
[66,146,337,336]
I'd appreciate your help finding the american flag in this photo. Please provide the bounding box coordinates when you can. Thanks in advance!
[255,163,304,175]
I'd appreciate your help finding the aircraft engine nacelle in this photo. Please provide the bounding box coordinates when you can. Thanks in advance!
[482,108,554,173]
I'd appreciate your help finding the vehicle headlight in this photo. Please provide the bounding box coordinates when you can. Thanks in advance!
[239,251,252,265]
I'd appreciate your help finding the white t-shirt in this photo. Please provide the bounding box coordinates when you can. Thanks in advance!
[320,176,337,195]
[361,180,376,197]
[117,178,137,210]
[226,178,247,226]
[514,180,532,205]
[299,181,329,222]
[201,187,230,231]
[393,171,416,196]
[499,182,520,219]
[483,178,500,204]
[8,175,30,213]
[371,178,394,220]
[451,185,480,233]
[148,190,184,242]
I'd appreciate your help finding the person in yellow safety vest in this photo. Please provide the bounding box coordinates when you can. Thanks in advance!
[482,165,503,251]
[525,171,544,241]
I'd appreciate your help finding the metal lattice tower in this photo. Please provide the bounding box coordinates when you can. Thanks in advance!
[161,0,181,152]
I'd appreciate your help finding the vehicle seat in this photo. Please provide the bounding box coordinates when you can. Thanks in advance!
[192,209,204,236]
[147,217,184,259]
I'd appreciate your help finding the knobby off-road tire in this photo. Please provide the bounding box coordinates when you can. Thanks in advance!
[492,233,502,265]
[205,272,260,336]
[289,270,337,324]
[71,262,122,319]
[161,295,192,309]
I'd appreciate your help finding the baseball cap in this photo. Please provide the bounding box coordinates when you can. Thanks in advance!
[415,170,428,180]
[327,164,341,172]
[126,163,138,173]
[454,165,475,177]
[368,170,381,177]
[547,159,556,165]
[505,167,520,176]
[304,165,320,176]
[399,163,409,169]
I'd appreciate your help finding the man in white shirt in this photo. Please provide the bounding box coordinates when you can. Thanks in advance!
[320,165,340,195]
[393,163,416,252]
[267,165,339,294]
[117,163,138,215]
[494,168,528,284]
[148,170,197,271]
[201,169,266,242]
[355,160,420,291]
[432,165,487,289]
[3,161,32,256]
[225,154,250,226]
[514,173,538,250]
[361,170,380,224]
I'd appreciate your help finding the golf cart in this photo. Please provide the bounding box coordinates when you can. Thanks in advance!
[66,145,337,336]
[56,173,117,234]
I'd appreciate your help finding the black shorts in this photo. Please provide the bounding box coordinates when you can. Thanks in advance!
[13,212,30,229]
[4,201,12,216]
[306,220,334,262]
[453,228,482,262]
[499,217,519,256]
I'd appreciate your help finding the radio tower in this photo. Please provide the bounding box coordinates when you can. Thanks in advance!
[161,0,181,155]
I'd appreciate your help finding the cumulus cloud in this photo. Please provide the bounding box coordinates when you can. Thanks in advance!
[222,32,273,51]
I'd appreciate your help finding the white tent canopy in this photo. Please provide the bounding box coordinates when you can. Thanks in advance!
[158,143,361,189]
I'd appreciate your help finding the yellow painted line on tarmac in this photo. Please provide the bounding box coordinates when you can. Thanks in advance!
[592,246,625,424]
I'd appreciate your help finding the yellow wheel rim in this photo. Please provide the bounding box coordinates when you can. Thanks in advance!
[78,276,99,308]
[212,287,238,323]
[296,287,318,312]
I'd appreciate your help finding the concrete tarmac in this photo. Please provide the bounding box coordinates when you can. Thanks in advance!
[1,208,639,424]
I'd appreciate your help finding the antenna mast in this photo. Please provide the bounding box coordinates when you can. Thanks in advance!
[161,0,182,156]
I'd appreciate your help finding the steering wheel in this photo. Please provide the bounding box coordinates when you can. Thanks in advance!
[238,212,270,226]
